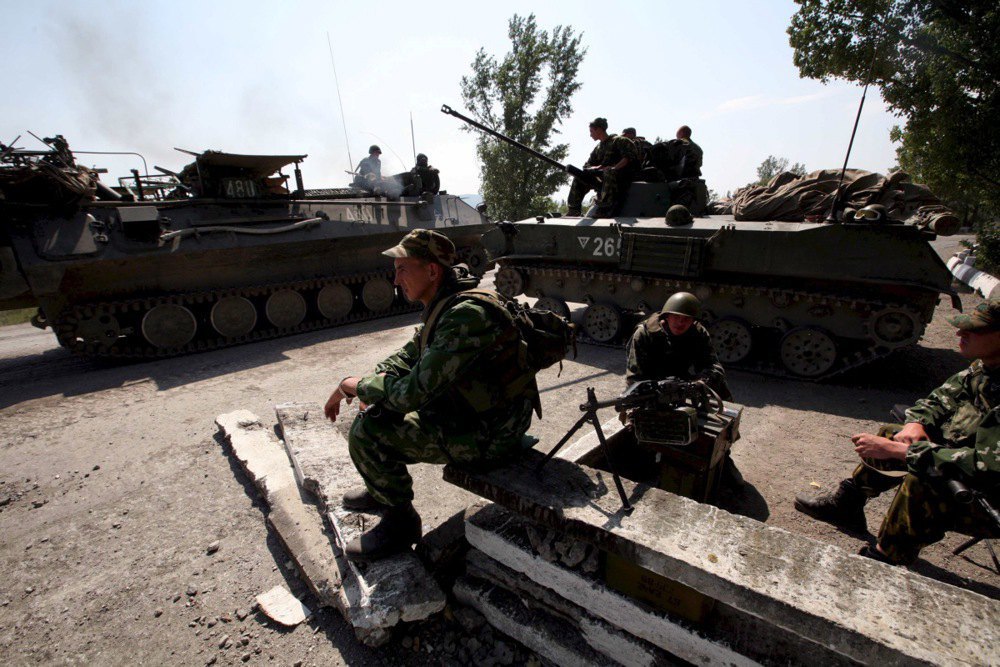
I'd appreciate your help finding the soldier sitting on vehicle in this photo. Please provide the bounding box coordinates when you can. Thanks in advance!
[399,153,440,197]
[622,127,651,166]
[566,117,639,218]
[625,291,744,487]
[675,125,703,177]
[353,145,383,192]
[794,298,1000,565]
[324,229,539,561]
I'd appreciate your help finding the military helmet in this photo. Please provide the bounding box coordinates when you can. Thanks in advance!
[661,292,700,318]
[665,204,693,226]
[368,145,381,155]
[416,153,428,166]
[842,207,857,222]
[856,204,886,222]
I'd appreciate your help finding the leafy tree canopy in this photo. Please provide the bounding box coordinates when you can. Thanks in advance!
[753,155,807,187]
[460,14,586,221]
[788,0,999,221]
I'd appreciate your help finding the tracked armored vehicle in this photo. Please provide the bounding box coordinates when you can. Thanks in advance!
[442,105,959,380]
[0,137,491,358]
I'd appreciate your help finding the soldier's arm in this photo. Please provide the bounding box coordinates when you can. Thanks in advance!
[373,330,420,377]
[355,302,502,412]
[903,368,970,432]
[692,327,727,391]
[625,327,651,386]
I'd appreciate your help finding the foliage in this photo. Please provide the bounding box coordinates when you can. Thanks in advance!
[974,220,1000,275]
[787,0,1000,226]
[753,155,807,187]
[460,14,586,221]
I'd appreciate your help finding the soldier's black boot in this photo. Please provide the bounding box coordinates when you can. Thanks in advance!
[342,486,389,512]
[793,479,867,532]
[344,502,422,562]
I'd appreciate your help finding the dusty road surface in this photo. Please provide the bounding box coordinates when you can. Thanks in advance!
[1,233,996,665]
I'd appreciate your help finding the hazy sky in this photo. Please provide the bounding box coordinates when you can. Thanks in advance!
[1,0,901,199]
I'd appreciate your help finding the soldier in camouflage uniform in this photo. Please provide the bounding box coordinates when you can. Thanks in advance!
[324,229,537,561]
[675,125,703,177]
[622,128,652,167]
[566,117,639,217]
[795,298,1000,565]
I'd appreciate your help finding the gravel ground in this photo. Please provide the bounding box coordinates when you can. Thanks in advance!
[0,233,995,666]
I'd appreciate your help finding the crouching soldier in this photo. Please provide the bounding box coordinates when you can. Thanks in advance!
[324,229,538,561]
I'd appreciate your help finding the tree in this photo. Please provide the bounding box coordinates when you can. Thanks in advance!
[460,14,586,221]
[787,1,1000,224]
[753,155,807,187]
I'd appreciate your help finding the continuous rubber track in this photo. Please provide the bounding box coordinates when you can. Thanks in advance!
[51,269,420,359]
[502,263,928,381]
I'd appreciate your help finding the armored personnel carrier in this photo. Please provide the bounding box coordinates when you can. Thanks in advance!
[442,106,959,380]
[0,136,491,358]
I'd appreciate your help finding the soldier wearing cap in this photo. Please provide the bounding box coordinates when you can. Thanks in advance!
[566,117,639,217]
[621,127,651,166]
[795,298,1000,565]
[353,145,383,191]
[324,229,537,561]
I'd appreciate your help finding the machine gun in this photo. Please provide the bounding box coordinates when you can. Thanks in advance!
[930,464,1000,572]
[538,378,724,511]
[441,104,602,189]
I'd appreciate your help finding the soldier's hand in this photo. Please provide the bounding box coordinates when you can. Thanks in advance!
[852,433,908,460]
[324,377,360,422]
[892,422,929,445]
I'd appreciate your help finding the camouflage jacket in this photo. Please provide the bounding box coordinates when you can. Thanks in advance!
[355,270,535,444]
[585,134,639,173]
[682,139,703,175]
[625,314,732,399]
[904,360,1000,483]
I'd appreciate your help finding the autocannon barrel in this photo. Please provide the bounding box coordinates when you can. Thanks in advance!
[441,104,591,181]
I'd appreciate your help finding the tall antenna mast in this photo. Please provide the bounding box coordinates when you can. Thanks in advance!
[410,112,417,162]
[327,32,353,170]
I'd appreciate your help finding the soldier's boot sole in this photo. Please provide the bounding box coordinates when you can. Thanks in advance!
[344,503,422,562]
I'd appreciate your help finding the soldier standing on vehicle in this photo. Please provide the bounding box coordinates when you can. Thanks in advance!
[675,125,703,177]
[566,117,638,217]
[324,229,538,561]
[353,145,383,191]
[794,298,1000,565]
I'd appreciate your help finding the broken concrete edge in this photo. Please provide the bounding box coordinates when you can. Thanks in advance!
[215,409,432,647]
[466,549,686,667]
[465,502,756,667]
[256,585,312,627]
[443,452,999,667]
[454,577,613,667]
[274,403,447,631]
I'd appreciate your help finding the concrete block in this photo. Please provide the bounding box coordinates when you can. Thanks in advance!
[275,403,446,639]
[453,576,616,667]
[466,502,755,666]
[467,549,682,667]
[445,452,999,666]
[216,411,341,608]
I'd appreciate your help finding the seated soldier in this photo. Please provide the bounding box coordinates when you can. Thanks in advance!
[353,145,383,192]
[795,298,1000,565]
[324,229,538,561]
[400,153,440,197]
[626,292,744,486]
[566,117,638,217]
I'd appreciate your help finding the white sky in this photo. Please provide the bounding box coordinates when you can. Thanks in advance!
[1,0,902,199]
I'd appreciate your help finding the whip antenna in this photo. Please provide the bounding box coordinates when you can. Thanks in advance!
[327,32,353,170]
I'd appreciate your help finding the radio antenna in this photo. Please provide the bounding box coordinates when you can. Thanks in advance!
[827,33,882,222]
[410,112,417,162]
[327,32,354,171]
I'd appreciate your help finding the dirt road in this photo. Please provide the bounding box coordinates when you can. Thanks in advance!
[1,233,995,665]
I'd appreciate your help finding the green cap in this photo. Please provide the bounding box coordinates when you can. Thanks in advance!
[382,228,457,266]
[947,298,1000,332]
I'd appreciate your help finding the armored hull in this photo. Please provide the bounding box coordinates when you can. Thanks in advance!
[0,147,491,358]
[485,214,957,379]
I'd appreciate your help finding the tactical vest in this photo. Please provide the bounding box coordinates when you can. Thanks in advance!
[420,289,542,418]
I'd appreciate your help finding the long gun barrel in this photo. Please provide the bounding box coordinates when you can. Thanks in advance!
[441,104,594,182]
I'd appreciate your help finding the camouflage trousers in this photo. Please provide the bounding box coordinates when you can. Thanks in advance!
[850,462,999,564]
[347,407,525,507]
[567,171,631,217]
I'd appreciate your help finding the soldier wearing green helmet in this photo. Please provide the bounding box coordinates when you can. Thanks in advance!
[625,291,744,486]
